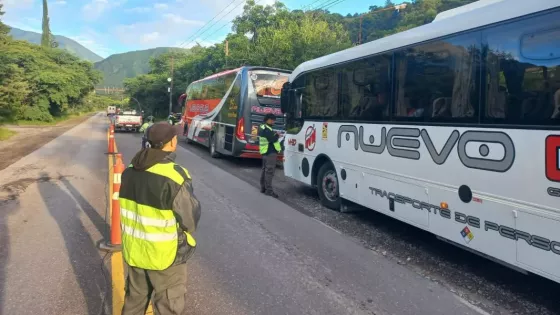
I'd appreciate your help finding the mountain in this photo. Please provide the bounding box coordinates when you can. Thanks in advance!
[8,26,103,63]
[93,47,188,87]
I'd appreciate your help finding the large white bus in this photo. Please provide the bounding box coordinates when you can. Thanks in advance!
[281,0,560,283]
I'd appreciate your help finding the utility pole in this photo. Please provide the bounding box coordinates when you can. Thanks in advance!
[358,15,363,45]
[225,40,229,68]
[168,55,174,116]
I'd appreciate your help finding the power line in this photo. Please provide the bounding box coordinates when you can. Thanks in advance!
[322,0,347,11]
[176,0,241,48]
[180,0,248,49]
[198,0,267,44]
[301,0,324,10]
[313,0,345,11]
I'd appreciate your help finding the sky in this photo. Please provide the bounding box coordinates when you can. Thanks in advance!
[2,0,385,58]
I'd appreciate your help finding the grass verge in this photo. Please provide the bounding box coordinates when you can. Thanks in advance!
[3,110,99,126]
[0,127,17,141]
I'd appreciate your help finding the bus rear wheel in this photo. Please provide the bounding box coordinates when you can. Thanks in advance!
[317,162,341,211]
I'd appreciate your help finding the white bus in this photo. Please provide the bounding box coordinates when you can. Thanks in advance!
[281,0,560,283]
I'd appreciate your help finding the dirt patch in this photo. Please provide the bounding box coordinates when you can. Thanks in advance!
[0,114,94,171]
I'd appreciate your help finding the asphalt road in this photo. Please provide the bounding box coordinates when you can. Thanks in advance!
[115,127,492,315]
[121,126,560,315]
[0,113,109,315]
[0,114,555,315]
[170,133,560,315]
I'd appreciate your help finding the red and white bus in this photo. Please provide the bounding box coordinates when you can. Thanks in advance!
[182,66,291,158]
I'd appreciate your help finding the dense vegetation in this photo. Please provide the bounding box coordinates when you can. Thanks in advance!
[9,27,103,62]
[125,0,477,117]
[0,2,110,123]
[93,47,189,88]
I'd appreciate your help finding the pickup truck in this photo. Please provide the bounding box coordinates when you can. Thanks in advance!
[114,110,143,132]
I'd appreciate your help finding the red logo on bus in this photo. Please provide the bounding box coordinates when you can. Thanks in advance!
[545,135,560,182]
[305,125,316,151]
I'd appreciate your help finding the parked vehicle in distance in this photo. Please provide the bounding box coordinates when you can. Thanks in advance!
[182,66,291,159]
[281,0,560,283]
[114,110,143,132]
[107,106,116,116]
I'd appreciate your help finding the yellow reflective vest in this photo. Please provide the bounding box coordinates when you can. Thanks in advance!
[119,159,200,270]
[258,124,281,155]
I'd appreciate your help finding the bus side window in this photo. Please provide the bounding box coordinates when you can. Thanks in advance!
[340,54,391,122]
[393,32,480,123]
[482,10,560,126]
[302,69,338,119]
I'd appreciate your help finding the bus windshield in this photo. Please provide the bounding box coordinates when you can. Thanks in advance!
[249,71,289,99]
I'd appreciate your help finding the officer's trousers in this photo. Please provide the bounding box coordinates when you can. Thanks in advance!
[260,153,277,193]
[122,263,187,315]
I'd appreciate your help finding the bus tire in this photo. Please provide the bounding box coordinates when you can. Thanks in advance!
[209,134,220,158]
[317,162,341,211]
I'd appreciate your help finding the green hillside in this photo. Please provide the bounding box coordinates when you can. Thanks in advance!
[93,47,189,88]
[8,26,103,63]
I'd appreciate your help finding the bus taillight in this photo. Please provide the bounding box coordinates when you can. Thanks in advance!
[236,117,245,140]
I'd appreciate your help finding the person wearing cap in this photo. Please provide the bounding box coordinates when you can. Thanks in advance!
[119,122,201,315]
[258,113,282,198]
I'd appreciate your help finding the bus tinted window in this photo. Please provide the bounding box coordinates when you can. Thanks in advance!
[250,71,288,98]
[220,76,241,125]
[302,68,339,118]
[340,54,391,121]
[483,10,560,125]
[394,33,480,122]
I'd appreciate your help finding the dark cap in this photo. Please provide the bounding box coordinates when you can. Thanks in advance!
[263,113,276,122]
[147,122,177,149]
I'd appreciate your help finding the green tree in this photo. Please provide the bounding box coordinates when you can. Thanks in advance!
[41,0,57,48]
[0,3,10,37]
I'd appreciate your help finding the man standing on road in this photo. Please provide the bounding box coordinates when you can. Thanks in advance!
[258,113,282,198]
[139,116,154,149]
[119,122,201,315]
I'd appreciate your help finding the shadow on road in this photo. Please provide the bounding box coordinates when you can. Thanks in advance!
[37,172,106,315]
[59,176,109,239]
[0,198,18,314]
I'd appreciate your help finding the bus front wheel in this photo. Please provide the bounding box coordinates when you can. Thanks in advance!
[317,162,341,211]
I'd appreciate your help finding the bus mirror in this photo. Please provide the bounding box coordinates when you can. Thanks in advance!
[280,88,289,114]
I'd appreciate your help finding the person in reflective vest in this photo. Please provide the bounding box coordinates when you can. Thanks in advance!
[119,122,201,315]
[258,113,282,198]
[139,116,154,149]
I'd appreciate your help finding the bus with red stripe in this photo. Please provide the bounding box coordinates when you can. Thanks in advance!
[181,66,290,159]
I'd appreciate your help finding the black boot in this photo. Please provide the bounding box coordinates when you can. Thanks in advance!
[265,191,279,198]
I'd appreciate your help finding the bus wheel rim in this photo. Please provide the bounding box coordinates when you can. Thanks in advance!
[322,170,338,202]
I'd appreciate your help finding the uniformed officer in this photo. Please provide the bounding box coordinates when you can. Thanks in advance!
[119,122,201,315]
[258,113,282,198]
[139,116,154,149]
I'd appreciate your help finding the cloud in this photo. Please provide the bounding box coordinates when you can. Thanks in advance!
[54,0,67,5]
[82,0,126,21]
[162,14,204,26]
[141,32,160,43]
[3,0,34,11]
[154,3,169,10]
[126,7,151,13]
[114,13,205,49]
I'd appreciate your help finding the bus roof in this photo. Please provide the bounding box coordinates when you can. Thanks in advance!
[289,0,559,81]
[191,66,292,84]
